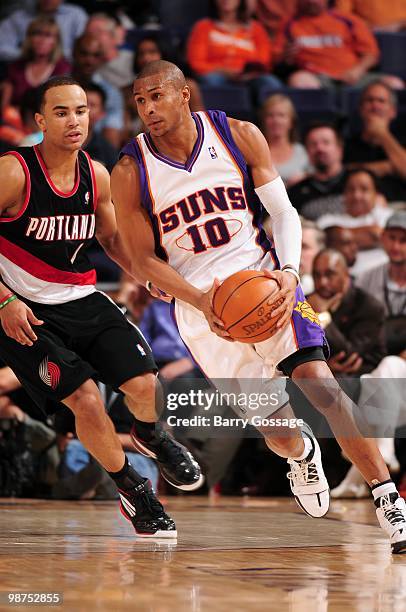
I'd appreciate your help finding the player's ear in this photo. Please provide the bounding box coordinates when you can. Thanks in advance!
[182,85,191,104]
[35,112,46,133]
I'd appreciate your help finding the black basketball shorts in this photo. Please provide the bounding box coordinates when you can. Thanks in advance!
[0,291,156,414]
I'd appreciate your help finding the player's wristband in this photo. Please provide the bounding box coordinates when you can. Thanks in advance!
[0,292,14,304]
[0,294,17,310]
[281,265,300,286]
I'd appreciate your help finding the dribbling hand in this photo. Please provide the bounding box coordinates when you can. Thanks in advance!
[263,269,297,331]
[200,279,234,342]
[0,298,44,346]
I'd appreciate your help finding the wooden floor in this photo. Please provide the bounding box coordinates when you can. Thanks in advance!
[1,496,406,612]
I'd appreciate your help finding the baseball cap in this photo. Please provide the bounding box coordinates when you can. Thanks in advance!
[385,210,406,231]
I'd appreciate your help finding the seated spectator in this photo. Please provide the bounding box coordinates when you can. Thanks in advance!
[255,0,298,38]
[186,0,282,96]
[344,81,406,203]
[318,169,391,274]
[83,82,118,173]
[325,225,359,270]
[288,122,346,220]
[261,93,310,186]
[19,87,44,146]
[72,34,124,148]
[273,0,403,89]
[356,211,406,349]
[85,12,135,89]
[308,248,386,376]
[300,218,325,294]
[1,16,71,112]
[334,0,406,32]
[0,0,88,62]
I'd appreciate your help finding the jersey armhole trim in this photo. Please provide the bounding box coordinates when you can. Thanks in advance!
[83,151,98,212]
[0,151,31,223]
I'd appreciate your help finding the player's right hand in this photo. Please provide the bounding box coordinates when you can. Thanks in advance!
[200,279,234,342]
[0,299,44,347]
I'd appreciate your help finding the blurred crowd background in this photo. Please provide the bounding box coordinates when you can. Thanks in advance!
[0,0,405,503]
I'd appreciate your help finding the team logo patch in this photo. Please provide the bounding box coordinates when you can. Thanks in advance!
[208,146,218,159]
[39,357,61,390]
[294,301,321,326]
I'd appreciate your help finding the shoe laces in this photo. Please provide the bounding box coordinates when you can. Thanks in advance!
[380,494,405,526]
[159,433,199,469]
[288,458,319,486]
[134,482,165,516]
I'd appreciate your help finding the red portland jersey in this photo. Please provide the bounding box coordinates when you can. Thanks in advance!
[0,145,97,304]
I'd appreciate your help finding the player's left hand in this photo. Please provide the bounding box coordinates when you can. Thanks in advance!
[263,269,297,331]
[201,279,234,342]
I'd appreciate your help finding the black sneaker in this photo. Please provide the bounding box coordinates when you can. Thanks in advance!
[130,424,204,491]
[118,479,177,538]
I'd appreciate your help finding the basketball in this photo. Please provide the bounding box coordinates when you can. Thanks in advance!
[213,270,284,343]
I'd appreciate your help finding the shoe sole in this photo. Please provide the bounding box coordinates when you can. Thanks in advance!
[119,506,177,538]
[293,489,330,518]
[392,540,406,554]
[131,434,205,492]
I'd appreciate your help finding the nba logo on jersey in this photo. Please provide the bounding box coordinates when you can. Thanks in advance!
[208,146,217,159]
[137,344,146,356]
[85,191,90,205]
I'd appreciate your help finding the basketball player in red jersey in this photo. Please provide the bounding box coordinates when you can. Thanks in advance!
[111,61,406,554]
[0,76,203,538]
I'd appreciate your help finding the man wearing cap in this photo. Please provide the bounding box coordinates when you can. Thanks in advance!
[356,211,406,321]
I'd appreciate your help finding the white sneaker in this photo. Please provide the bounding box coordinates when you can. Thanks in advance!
[376,493,406,554]
[331,481,370,499]
[287,430,330,518]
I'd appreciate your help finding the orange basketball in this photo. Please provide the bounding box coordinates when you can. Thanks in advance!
[213,270,284,343]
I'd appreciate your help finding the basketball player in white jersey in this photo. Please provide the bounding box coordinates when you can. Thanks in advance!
[111,60,406,553]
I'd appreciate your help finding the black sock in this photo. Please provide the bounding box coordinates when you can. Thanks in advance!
[133,417,158,442]
[108,456,145,491]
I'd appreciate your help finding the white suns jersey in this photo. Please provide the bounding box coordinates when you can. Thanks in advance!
[122,111,276,291]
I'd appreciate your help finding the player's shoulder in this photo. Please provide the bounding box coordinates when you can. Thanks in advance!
[0,151,27,184]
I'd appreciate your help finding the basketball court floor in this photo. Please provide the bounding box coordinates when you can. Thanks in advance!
[1,496,406,611]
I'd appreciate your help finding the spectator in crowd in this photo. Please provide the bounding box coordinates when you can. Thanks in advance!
[0,0,88,62]
[1,16,71,112]
[325,226,359,269]
[19,87,44,145]
[255,0,298,37]
[288,122,346,220]
[318,169,391,274]
[85,12,134,89]
[344,81,406,203]
[356,210,406,323]
[273,0,403,89]
[335,0,406,32]
[261,93,310,186]
[300,218,325,295]
[72,34,124,148]
[309,249,386,376]
[186,0,282,95]
[83,82,118,173]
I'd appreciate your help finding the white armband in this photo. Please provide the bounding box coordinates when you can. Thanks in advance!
[255,176,302,271]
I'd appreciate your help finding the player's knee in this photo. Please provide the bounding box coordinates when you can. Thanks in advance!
[66,387,105,420]
[121,372,157,404]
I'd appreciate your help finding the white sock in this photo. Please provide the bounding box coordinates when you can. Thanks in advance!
[292,435,313,461]
[371,480,397,501]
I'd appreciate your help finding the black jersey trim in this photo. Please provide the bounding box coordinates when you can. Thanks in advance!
[34,145,80,198]
[0,151,31,223]
[83,151,98,212]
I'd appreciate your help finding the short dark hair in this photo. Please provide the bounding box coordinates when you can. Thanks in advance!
[83,82,107,108]
[360,79,397,108]
[209,0,249,22]
[37,75,83,112]
[344,167,379,191]
[304,121,343,147]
